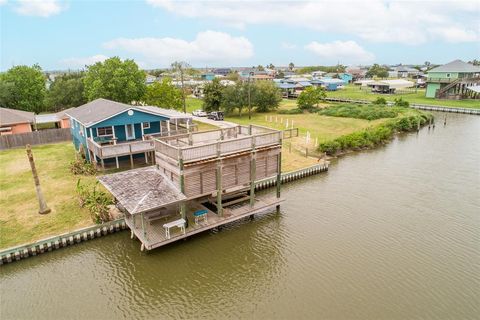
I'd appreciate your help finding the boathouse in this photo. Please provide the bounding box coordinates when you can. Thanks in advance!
[99,125,284,251]
[66,98,192,169]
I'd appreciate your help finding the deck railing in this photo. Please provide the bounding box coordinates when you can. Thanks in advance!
[154,126,282,163]
[87,138,154,159]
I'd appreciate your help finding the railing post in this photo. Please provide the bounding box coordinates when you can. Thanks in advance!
[276,135,283,214]
[250,139,256,207]
[179,149,188,227]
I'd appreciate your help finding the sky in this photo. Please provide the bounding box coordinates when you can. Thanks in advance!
[1,0,479,71]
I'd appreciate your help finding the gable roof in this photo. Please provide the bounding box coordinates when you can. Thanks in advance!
[65,98,191,127]
[0,107,35,126]
[429,60,480,73]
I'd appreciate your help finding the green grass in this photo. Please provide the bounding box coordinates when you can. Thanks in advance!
[327,84,480,109]
[186,97,203,113]
[0,143,97,249]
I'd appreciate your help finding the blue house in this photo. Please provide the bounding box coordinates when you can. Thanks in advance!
[338,73,353,83]
[201,73,215,81]
[310,78,345,91]
[66,98,192,169]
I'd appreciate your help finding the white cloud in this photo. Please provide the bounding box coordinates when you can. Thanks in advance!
[146,0,480,45]
[0,0,8,6]
[14,0,64,17]
[103,30,254,66]
[428,26,479,43]
[305,40,375,64]
[281,42,297,50]
[61,54,109,68]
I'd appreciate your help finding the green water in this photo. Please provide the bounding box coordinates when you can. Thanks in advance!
[1,112,479,319]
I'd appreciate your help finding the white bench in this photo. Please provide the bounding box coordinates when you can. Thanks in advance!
[163,218,186,239]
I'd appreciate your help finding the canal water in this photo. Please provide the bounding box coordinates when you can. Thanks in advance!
[1,113,479,319]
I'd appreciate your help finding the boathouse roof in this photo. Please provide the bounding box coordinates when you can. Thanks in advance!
[98,166,186,214]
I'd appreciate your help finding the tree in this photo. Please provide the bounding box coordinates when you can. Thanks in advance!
[203,78,223,112]
[297,86,326,110]
[252,81,282,113]
[83,57,146,104]
[257,65,265,71]
[288,62,295,71]
[143,78,182,110]
[171,61,191,114]
[225,71,240,82]
[267,63,275,69]
[46,72,86,111]
[221,82,249,116]
[469,59,480,66]
[366,64,389,78]
[0,64,46,113]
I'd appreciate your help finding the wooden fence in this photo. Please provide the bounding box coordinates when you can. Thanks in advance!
[283,128,299,139]
[0,128,72,150]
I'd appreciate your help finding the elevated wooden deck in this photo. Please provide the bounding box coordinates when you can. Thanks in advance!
[125,194,284,251]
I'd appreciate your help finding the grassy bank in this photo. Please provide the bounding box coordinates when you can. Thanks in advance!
[327,85,480,109]
[0,143,96,249]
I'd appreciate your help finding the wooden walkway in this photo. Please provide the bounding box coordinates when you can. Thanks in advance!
[125,194,284,250]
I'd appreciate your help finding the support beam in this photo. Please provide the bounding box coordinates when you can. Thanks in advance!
[130,154,134,169]
[276,149,282,213]
[179,152,187,227]
[216,159,223,217]
[250,145,256,208]
[141,213,146,238]
[115,157,119,169]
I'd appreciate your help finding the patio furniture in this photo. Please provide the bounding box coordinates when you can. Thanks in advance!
[163,218,186,239]
[193,209,208,224]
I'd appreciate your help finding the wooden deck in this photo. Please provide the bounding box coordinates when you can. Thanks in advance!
[125,194,284,250]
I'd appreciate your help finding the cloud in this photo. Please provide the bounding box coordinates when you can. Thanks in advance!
[0,0,7,6]
[146,0,480,45]
[281,42,297,50]
[103,30,254,66]
[61,54,109,68]
[428,26,479,43]
[305,40,375,64]
[14,0,64,17]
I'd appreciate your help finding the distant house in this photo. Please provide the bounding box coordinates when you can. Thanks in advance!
[367,79,414,94]
[0,108,35,135]
[201,73,215,81]
[425,60,480,99]
[337,73,353,83]
[66,98,192,168]
[35,108,74,129]
[251,74,274,81]
[213,68,231,77]
[311,71,326,78]
[311,78,345,91]
[145,74,157,84]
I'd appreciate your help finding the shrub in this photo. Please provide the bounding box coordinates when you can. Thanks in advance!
[318,103,400,120]
[373,97,387,105]
[70,158,97,175]
[76,179,113,224]
[394,97,409,107]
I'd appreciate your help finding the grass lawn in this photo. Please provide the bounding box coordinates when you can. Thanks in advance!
[226,111,387,143]
[327,84,480,109]
[0,142,97,249]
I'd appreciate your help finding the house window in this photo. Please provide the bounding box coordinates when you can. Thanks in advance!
[97,126,113,137]
[446,73,451,78]
[143,122,150,129]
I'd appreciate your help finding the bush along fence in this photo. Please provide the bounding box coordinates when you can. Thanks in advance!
[0,219,127,265]
[0,128,72,150]
[324,97,480,115]
[255,162,329,191]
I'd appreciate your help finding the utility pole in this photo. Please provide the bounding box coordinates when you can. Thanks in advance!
[26,144,51,215]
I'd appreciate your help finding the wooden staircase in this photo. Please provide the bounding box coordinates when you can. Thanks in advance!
[436,77,480,99]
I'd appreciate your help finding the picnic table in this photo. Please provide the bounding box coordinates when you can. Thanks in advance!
[163,218,186,239]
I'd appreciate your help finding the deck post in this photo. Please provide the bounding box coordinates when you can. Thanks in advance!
[276,137,282,214]
[179,150,187,226]
[216,142,223,217]
[141,213,146,239]
[250,141,256,207]
[129,145,134,168]
[101,158,105,171]
[115,157,119,169]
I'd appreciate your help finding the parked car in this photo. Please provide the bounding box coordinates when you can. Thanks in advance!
[208,111,224,121]
[192,109,207,117]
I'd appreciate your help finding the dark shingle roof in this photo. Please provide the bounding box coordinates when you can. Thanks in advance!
[0,107,35,126]
[429,60,480,73]
[98,166,186,214]
[66,98,192,127]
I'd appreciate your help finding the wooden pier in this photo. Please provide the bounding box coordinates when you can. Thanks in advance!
[125,195,283,251]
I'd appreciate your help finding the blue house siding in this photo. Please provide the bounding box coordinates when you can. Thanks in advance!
[144,121,160,135]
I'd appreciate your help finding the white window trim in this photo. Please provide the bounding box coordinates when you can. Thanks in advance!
[143,122,150,129]
[96,126,114,137]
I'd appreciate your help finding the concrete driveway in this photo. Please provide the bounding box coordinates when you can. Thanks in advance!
[192,116,237,129]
